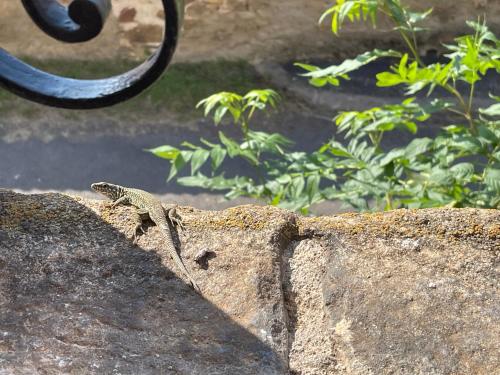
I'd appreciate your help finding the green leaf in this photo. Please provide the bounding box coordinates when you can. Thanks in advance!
[450,137,483,153]
[191,149,210,174]
[168,153,188,182]
[147,145,179,160]
[197,92,244,124]
[219,131,240,157]
[450,163,475,180]
[309,77,329,87]
[379,149,406,166]
[244,89,281,110]
[294,63,319,72]
[247,130,293,153]
[385,0,406,26]
[319,6,337,32]
[289,176,305,199]
[480,103,500,117]
[200,138,217,148]
[398,54,409,78]
[180,141,199,150]
[427,190,454,205]
[484,167,500,192]
[319,0,379,34]
[478,126,498,144]
[276,174,292,184]
[177,174,209,188]
[328,143,352,158]
[376,72,405,87]
[407,8,433,24]
[213,105,229,125]
[210,146,227,171]
[306,174,321,203]
[405,138,432,159]
[298,49,401,84]
[429,169,454,185]
[443,125,467,134]
[265,180,283,196]
[492,149,500,163]
[404,121,418,134]
[240,149,260,166]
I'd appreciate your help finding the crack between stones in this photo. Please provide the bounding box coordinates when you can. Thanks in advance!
[274,215,340,374]
[274,215,323,374]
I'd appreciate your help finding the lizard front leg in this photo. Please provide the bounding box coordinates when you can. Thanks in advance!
[111,196,129,208]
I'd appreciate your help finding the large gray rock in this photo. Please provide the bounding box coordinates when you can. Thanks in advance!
[0,190,498,374]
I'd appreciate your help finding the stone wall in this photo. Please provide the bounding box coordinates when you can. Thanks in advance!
[1,190,499,374]
[1,0,499,62]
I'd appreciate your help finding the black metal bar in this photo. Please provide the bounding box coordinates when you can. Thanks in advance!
[21,0,112,43]
[0,0,184,109]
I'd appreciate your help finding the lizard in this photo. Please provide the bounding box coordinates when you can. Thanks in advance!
[91,182,201,293]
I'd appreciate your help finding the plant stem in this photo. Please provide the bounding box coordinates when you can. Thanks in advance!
[446,107,467,117]
[400,31,423,66]
[385,191,393,210]
[468,82,475,114]
[241,118,249,140]
[442,83,476,133]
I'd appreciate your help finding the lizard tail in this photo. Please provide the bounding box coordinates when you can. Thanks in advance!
[160,224,201,294]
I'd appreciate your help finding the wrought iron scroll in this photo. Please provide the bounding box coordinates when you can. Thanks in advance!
[0,0,184,109]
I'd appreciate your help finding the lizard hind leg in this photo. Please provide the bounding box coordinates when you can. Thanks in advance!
[164,205,185,231]
[132,209,150,245]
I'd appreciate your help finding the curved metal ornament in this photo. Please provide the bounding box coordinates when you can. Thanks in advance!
[0,0,184,109]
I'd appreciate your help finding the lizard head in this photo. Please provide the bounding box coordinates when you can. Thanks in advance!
[91,182,123,200]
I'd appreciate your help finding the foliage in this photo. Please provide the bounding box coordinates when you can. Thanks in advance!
[196,90,280,137]
[151,0,500,213]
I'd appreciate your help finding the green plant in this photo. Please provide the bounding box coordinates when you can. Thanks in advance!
[151,0,500,213]
[148,89,295,202]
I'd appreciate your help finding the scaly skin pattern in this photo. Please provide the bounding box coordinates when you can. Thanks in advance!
[91,182,201,293]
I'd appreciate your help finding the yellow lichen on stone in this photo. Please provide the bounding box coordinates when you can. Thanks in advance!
[187,205,287,231]
[299,208,500,243]
[487,224,500,238]
[1,195,70,229]
[0,200,44,230]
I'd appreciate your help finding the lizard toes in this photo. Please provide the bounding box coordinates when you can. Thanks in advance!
[170,217,185,231]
